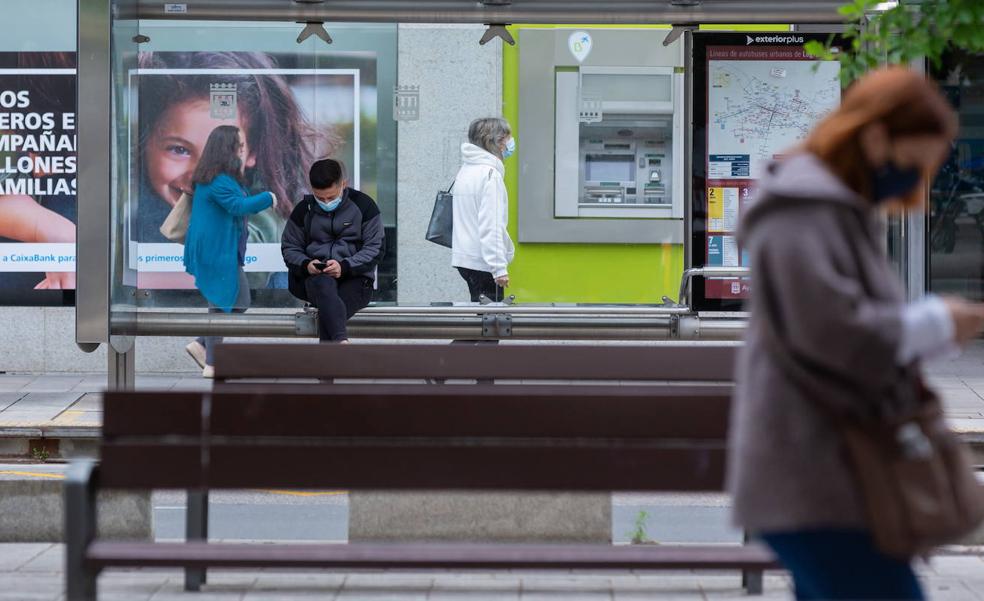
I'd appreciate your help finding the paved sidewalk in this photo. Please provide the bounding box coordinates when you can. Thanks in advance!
[1,341,982,442]
[3,543,984,600]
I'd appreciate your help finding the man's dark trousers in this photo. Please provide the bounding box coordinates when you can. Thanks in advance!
[304,274,372,342]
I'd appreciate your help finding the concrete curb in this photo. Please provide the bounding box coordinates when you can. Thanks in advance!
[0,469,151,542]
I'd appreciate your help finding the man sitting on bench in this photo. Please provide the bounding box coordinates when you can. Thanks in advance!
[282,159,385,343]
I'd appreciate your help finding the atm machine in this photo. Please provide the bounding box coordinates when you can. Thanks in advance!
[518,29,685,244]
[555,66,683,220]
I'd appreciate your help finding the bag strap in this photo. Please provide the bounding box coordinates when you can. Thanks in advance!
[303,197,314,250]
[446,179,456,193]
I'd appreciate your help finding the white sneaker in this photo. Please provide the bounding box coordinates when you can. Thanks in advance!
[185,341,207,369]
[202,365,215,379]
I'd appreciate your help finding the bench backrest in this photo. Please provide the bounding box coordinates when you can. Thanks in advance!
[100,386,731,492]
[212,343,738,383]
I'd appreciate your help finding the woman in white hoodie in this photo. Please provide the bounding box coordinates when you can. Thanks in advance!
[452,117,516,302]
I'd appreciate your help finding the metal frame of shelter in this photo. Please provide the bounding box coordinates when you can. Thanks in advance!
[78,1,920,389]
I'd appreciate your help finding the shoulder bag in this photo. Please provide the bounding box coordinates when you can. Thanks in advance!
[159,191,192,244]
[761,324,984,558]
[425,180,454,248]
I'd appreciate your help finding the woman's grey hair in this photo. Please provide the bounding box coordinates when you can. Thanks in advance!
[468,117,512,158]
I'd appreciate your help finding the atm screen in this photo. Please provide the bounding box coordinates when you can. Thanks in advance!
[585,154,634,182]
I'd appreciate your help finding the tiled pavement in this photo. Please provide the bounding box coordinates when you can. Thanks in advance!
[0,346,982,598]
[1,341,983,438]
[2,543,984,600]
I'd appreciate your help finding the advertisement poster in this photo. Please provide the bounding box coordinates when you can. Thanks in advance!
[130,51,377,292]
[704,41,840,300]
[0,50,379,298]
[0,52,77,293]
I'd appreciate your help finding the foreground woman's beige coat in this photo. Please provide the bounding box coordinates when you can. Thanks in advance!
[728,153,923,533]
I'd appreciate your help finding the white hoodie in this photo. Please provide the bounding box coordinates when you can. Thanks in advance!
[451,143,515,278]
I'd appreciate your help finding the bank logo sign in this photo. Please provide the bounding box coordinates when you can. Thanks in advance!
[568,31,593,64]
[746,35,806,45]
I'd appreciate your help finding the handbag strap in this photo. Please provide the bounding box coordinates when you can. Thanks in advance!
[446,179,456,193]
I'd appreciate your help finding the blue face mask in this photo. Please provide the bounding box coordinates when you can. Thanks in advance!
[316,196,342,212]
[503,137,516,159]
[871,160,921,204]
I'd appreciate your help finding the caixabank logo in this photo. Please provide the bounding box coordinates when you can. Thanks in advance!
[746,34,806,45]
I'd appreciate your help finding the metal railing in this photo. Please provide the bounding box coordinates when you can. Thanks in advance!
[109,269,749,341]
[676,267,751,309]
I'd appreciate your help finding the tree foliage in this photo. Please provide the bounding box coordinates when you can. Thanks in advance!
[805,0,984,86]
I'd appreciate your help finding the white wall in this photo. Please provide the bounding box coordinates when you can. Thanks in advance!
[395,24,503,304]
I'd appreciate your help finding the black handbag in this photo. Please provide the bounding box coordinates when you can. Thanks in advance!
[426,180,454,248]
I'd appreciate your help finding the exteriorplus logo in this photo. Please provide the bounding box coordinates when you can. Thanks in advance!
[746,35,806,45]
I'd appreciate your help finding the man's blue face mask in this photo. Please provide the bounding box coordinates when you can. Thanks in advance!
[316,196,342,212]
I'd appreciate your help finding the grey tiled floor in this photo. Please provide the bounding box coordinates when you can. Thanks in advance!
[2,341,983,434]
[3,544,984,600]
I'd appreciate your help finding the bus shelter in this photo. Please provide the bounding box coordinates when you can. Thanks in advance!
[66,0,937,387]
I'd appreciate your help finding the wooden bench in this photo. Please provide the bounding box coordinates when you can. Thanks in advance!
[204,343,764,593]
[66,344,777,600]
[210,342,739,388]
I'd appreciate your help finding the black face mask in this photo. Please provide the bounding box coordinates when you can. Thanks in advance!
[871,160,921,204]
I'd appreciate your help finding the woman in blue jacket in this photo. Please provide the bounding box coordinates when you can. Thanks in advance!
[183,125,276,377]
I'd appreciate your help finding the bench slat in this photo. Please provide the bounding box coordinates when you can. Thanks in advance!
[209,382,734,397]
[103,392,202,438]
[209,388,731,439]
[213,344,737,382]
[208,445,725,490]
[99,444,203,489]
[87,541,777,570]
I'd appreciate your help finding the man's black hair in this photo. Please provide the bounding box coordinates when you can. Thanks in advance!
[309,158,346,189]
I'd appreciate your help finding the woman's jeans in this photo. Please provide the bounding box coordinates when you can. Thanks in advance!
[457,267,503,302]
[198,268,250,366]
[761,529,924,600]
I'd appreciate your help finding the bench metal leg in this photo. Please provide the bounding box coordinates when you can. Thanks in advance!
[184,489,209,591]
[65,459,99,601]
[742,569,764,595]
[741,529,764,595]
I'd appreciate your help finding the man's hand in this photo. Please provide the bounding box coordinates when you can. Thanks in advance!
[494,274,509,288]
[306,261,324,276]
[323,260,342,278]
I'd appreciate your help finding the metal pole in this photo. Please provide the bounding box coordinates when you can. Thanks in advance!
[76,0,112,351]
[107,346,136,391]
[65,460,99,601]
[184,490,209,591]
[125,0,846,24]
[116,311,685,338]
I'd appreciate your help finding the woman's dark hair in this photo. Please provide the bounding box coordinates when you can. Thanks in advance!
[138,52,342,219]
[191,125,245,186]
[309,158,346,189]
[803,67,958,207]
